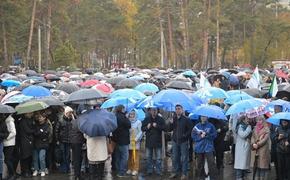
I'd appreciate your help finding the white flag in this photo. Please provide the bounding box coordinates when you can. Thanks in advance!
[247,67,261,90]
[200,72,211,88]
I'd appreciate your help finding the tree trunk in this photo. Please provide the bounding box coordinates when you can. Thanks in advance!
[202,0,210,69]
[45,0,52,70]
[2,21,8,67]
[26,0,37,69]
[166,1,176,68]
[216,0,221,68]
[180,0,190,68]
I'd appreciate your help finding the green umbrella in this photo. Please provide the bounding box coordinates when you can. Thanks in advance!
[16,101,49,114]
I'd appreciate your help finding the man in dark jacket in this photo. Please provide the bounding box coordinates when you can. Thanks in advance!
[141,107,165,176]
[168,105,192,179]
[112,105,131,177]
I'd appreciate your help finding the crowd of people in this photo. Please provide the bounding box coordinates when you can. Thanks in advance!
[0,67,288,180]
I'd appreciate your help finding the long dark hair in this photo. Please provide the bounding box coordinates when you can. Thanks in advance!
[115,105,125,113]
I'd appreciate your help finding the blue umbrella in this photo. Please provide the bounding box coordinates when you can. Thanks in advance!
[101,97,136,109]
[152,89,197,112]
[134,83,159,94]
[192,105,227,120]
[78,109,117,137]
[265,99,290,112]
[3,94,33,104]
[194,87,229,99]
[134,96,163,109]
[226,99,264,115]
[227,90,249,97]
[22,85,52,97]
[185,93,207,106]
[110,89,146,100]
[183,70,197,77]
[1,80,21,87]
[224,94,254,105]
[129,75,144,81]
[267,112,290,126]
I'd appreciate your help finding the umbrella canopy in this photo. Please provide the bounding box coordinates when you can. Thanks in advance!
[55,83,80,94]
[224,94,254,105]
[191,105,227,120]
[45,74,61,81]
[166,80,193,90]
[1,80,21,87]
[37,82,56,89]
[227,90,249,97]
[22,85,52,97]
[194,87,229,99]
[50,89,69,101]
[0,104,16,114]
[134,96,163,109]
[101,97,136,109]
[152,89,197,112]
[116,79,139,88]
[134,83,159,94]
[107,76,126,85]
[80,80,100,88]
[130,108,146,121]
[65,89,107,104]
[16,101,49,114]
[24,70,38,76]
[241,88,262,98]
[78,109,117,137]
[110,89,146,100]
[3,94,33,104]
[267,112,290,125]
[92,83,114,94]
[36,97,64,106]
[265,99,290,112]
[226,98,265,116]
[183,70,197,77]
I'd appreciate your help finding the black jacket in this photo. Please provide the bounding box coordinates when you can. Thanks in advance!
[275,126,290,153]
[168,114,193,144]
[55,116,72,143]
[34,121,51,149]
[17,117,35,159]
[112,112,131,145]
[70,118,85,144]
[0,119,9,142]
[142,115,165,148]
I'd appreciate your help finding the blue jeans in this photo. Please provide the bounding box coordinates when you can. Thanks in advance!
[33,149,46,172]
[172,141,189,176]
[59,143,70,173]
[146,147,162,174]
[0,142,3,175]
[114,145,129,175]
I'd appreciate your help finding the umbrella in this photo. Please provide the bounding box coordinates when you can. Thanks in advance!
[267,112,290,125]
[227,90,249,97]
[37,82,56,89]
[224,94,254,105]
[107,76,126,85]
[165,81,193,90]
[50,89,69,101]
[101,97,136,109]
[226,99,265,116]
[191,105,227,120]
[194,87,228,99]
[80,80,100,88]
[36,97,64,106]
[110,89,146,100]
[116,79,139,88]
[65,89,107,104]
[152,89,197,112]
[265,99,290,112]
[0,104,16,114]
[78,109,117,137]
[92,83,114,94]
[129,75,145,81]
[134,96,163,109]
[44,70,57,74]
[45,74,61,81]
[16,101,49,114]
[1,91,21,103]
[241,88,262,98]
[183,70,197,77]
[1,80,21,87]
[56,83,80,94]
[24,70,38,76]
[134,83,159,94]
[3,94,33,104]
[22,85,52,97]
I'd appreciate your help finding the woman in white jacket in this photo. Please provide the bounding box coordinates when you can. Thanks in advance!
[3,115,16,180]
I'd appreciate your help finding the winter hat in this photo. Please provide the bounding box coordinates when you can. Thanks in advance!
[64,106,74,115]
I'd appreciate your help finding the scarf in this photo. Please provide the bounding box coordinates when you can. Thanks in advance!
[255,121,264,135]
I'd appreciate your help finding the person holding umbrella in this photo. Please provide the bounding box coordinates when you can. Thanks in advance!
[234,116,252,180]
[127,110,143,176]
[141,107,166,176]
[250,115,270,180]
[0,113,9,180]
[112,105,131,177]
[274,119,290,180]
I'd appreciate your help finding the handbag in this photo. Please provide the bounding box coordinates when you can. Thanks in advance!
[107,138,116,155]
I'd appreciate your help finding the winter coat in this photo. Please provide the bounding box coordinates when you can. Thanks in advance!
[55,115,72,143]
[17,117,35,159]
[0,118,9,142]
[274,126,290,154]
[3,115,16,147]
[192,122,217,153]
[250,125,270,169]
[168,114,193,144]
[141,115,165,148]
[34,121,52,150]
[129,119,143,150]
[210,119,228,152]
[85,135,108,162]
[70,118,85,144]
[112,112,131,145]
[234,123,252,170]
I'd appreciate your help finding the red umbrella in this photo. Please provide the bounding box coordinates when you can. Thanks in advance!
[80,80,100,87]
[276,70,288,79]
[92,83,114,94]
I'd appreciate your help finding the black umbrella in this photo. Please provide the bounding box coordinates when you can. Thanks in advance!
[65,89,107,104]
[45,74,61,81]
[116,79,139,88]
[37,82,56,89]
[165,80,193,90]
[44,70,57,74]
[107,76,126,85]
[56,83,80,94]
[24,70,38,76]
[36,97,64,106]
[0,104,15,114]
[241,88,262,98]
